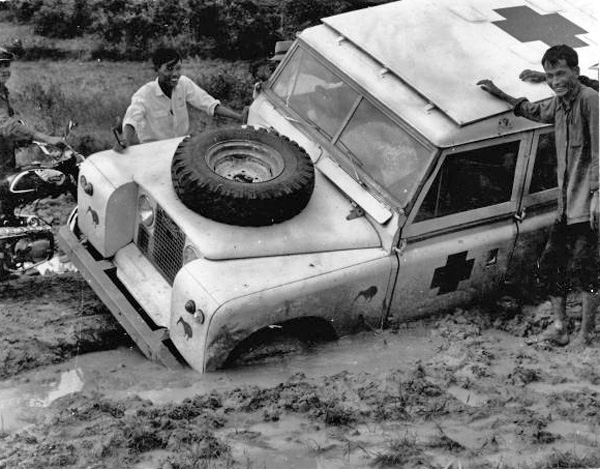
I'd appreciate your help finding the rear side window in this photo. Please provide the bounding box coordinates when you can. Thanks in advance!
[415,141,519,222]
[529,131,557,193]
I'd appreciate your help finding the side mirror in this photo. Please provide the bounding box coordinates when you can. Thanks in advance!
[270,40,293,62]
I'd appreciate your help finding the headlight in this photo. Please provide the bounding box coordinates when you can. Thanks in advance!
[183,245,200,264]
[138,195,155,226]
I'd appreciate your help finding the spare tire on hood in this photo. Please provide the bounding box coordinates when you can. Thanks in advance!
[171,126,315,226]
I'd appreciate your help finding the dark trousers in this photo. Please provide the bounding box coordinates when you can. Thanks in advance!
[538,219,600,296]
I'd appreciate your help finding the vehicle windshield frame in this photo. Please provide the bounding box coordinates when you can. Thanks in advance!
[269,44,435,208]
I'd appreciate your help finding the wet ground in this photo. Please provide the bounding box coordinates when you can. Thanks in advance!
[1,268,600,469]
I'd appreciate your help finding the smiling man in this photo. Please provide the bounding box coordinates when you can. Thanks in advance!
[117,48,245,149]
[478,44,599,347]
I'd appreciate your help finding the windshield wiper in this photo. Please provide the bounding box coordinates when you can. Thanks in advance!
[336,141,367,186]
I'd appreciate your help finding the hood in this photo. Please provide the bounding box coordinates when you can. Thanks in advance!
[100,138,382,261]
[161,170,382,261]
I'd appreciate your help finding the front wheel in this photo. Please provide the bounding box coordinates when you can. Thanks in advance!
[171,126,315,226]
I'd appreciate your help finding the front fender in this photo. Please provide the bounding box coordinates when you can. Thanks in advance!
[169,248,393,372]
[77,157,138,257]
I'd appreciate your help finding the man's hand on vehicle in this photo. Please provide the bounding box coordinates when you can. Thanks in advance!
[112,126,128,152]
[519,69,546,83]
[113,122,135,152]
[477,79,502,96]
[112,142,128,152]
[252,81,262,100]
[477,79,521,107]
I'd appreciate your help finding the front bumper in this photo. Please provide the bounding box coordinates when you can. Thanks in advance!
[57,224,184,370]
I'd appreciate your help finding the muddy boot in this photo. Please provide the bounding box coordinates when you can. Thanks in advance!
[571,291,598,347]
[538,295,569,346]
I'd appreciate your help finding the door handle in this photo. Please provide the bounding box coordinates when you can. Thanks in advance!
[514,208,526,222]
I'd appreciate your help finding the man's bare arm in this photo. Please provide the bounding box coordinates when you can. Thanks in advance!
[519,69,546,83]
[214,104,245,122]
[477,79,522,106]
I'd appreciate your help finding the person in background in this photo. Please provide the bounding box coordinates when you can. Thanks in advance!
[115,47,246,150]
[478,44,599,347]
[0,46,65,177]
[1,46,66,222]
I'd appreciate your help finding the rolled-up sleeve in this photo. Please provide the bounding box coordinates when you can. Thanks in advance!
[182,76,220,116]
[122,91,147,131]
[514,97,556,124]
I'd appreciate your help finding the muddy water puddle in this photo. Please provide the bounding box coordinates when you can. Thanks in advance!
[3,314,600,469]
[0,325,447,468]
[0,325,437,432]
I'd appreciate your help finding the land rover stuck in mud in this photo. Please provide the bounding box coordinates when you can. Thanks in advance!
[59,0,598,372]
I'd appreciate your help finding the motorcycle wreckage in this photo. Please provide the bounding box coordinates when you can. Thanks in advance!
[0,122,84,280]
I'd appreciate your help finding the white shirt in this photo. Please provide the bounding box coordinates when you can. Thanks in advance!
[123,76,220,143]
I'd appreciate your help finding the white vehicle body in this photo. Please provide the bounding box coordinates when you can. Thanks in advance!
[59,0,598,372]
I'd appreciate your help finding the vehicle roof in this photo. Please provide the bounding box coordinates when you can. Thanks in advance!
[298,0,598,147]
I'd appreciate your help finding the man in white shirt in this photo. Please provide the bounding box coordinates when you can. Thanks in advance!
[116,48,245,149]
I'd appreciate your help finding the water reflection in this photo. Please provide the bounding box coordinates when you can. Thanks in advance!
[30,368,85,407]
[0,367,84,430]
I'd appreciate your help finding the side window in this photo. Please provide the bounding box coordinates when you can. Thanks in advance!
[529,131,557,193]
[415,141,519,222]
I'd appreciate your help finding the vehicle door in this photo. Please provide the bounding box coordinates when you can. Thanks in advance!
[505,128,558,285]
[390,134,531,320]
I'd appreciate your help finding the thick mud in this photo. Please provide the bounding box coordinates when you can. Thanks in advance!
[1,269,599,469]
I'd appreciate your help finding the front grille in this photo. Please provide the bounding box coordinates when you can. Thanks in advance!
[137,206,184,285]
[137,225,149,253]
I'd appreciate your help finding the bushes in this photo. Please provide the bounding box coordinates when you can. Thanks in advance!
[280,0,378,37]
[32,0,93,38]
[212,0,280,60]
[191,60,255,110]
[5,0,391,61]
[5,0,44,23]
[90,0,281,61]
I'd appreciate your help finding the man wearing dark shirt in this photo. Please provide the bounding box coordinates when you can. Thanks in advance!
[478,45,599,347]
[0,47,64,175]
[1,46,65,220]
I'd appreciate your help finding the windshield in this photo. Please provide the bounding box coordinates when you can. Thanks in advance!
[272,48,358,138]
[271,46,432,207]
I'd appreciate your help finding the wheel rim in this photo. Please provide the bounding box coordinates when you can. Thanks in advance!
[205,140,285,183]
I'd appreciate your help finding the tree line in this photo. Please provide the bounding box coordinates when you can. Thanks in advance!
[3,0,388,61]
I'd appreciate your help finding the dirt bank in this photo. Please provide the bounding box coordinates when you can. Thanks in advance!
[1,272,599,469]
[0,273,130,380]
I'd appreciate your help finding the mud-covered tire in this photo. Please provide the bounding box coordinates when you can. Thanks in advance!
[171,126,315,226]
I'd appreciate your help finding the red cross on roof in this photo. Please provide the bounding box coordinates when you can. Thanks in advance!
[493,6,588,48]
